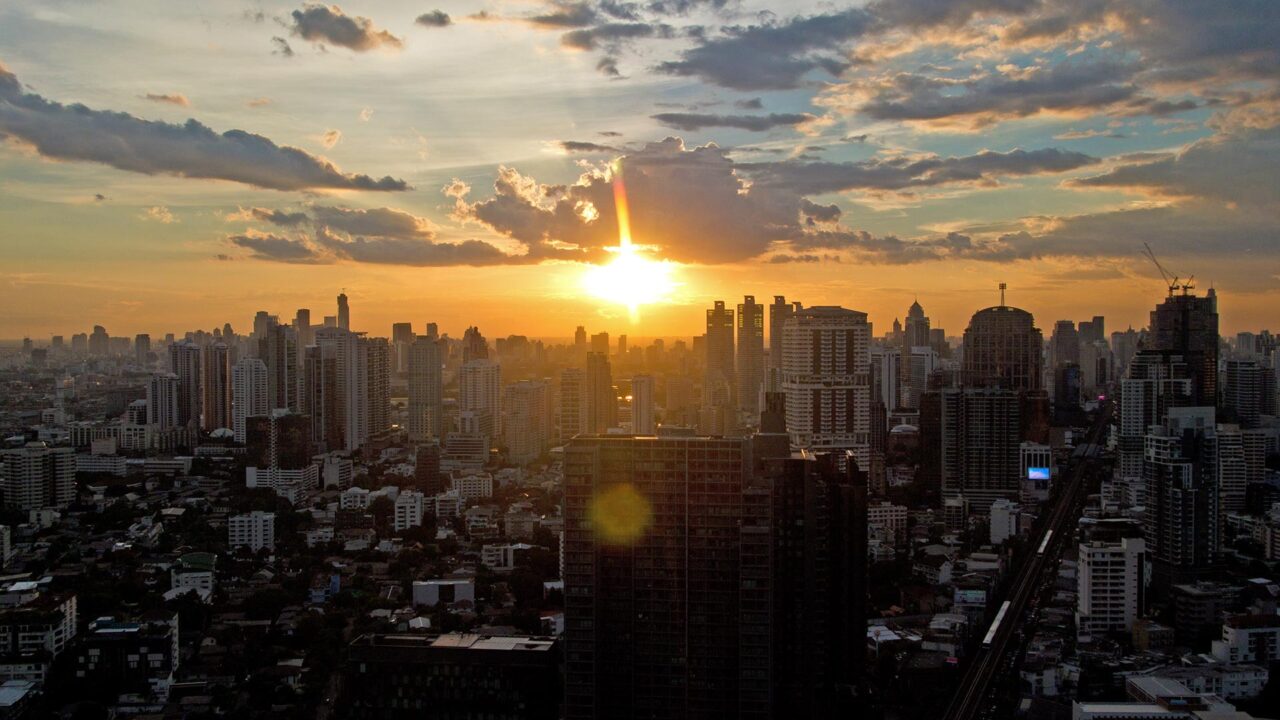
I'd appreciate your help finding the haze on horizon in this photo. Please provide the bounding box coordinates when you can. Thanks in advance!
[1,0,1277,339]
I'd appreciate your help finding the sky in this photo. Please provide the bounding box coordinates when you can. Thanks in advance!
[1,0,1277,341]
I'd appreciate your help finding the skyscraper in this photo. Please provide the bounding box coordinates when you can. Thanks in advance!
[1050,320,1081,369]
[1221,359,1263,428]
[200,342,232,431]
[407,336,444,442]
[768,296,799,391]
[584,352,616,434]
[134,333,151,366]
[936,387,1023,512]
[736,295,765,419]
[232,357,269,444]
[781,306,871,471]
[901,300,931,407]
[704,300,735,410]
[168,341,202,429]
[294,308,313,353]
[1149,289,1218,405]
[961,299,1044,391]
[1144,407,1220,583]
[1118,351,1193,481]
[630,374,655,434]
[462,326,488,362]
[337,292,350,331]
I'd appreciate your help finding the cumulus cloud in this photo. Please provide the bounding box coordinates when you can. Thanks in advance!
[290,4,403,52]
[561,22,672,50]
[415,10,452,27]
[529,1,599,28]
[142,93,190,107]
[140,206,177,223]
[652,111,816,132]
[0,62,406,192]
[229,232,329,264]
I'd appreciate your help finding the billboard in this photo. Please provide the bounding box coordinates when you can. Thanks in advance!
[1027,467,1051,480]
[954,589,987,605]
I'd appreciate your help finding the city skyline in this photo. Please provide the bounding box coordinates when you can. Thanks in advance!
[4,1,1279,338]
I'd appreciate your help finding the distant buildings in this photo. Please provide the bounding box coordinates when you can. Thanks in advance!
[228,511,276,553]
[1,443,75,511]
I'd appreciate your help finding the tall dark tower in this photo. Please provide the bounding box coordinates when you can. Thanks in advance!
[337,292,350,331]
[1149,289,1218,406]
[961,288,1043,392]
[704,300,736,409]
[737,295,765,419]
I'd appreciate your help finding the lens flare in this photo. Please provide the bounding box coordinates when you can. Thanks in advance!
[580,173,677,320]
[589,483,652,545]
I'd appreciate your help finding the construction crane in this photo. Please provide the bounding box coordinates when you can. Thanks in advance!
[1142,242,1195,297]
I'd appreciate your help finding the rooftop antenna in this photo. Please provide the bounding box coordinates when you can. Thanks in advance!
[999,282,1006,306]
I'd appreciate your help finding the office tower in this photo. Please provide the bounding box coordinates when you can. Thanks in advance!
[462,326,488,362]
[768,296,798,391]
[961,297,1044,391]
[294,308,313,352]
[407,336,444,442]
[1221,360,1263,428]
[664,375,696,427]
[871,345,900,411]
[424,322,438,339]
[324,315,337,327]
[361,337,392,444]
[782,306,871,471]
[564,435,763,718]
[168,341,202,429]
[1050,320,1081,368]
[89,325,110,356]
[735,295,765,419]
[1111,327,1141,377]
[134,333,150,366]
[560,368,586,442]
[937,387,1023,512]
[705,300,736,407]
[70,332,87,354]
[1079,340,1113,396]
[584,352,616,434]
[1055,363,1082,412]
[337,292,350,330]
[1118,351,1194,480]
[1076,537,1146,642]
[394,490,426,531]
[228,511,275,552]
[146,374,179,429]
[503,380,549,464]
[631,374,655,434]
[199,343,232,431]
[903,346,937,409]
[1149,289,1218,405]
[391,322,415,375]
[1,442,75,510]
[903,299,931,350]
[590,332,610,356]
[1144,407,1219,583]
[391,322,414,344]
[51,335,64,353]
[929,327,950,358]
[901,300,930,406]
[574,325,587,356]
[1078,315,1105,345]
[617,335,627,356]
[257,322,299,413]
[312,327,388,452]
[459,358,502,439]
[232,358,269,443]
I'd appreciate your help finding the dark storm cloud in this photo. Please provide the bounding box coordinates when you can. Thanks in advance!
[596,57,622,77]
[734,97,763,110]
[0,62,407,192]
[561,22,672,50]
[651,111,814,131]
[558,140,619,153]
[228,233,328,263]
[800,199,841,223]
[290,4,403,51]
[415,10,452,27]
[741,147,1099,195]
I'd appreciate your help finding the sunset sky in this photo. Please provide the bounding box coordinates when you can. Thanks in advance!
[1,0,1277,340]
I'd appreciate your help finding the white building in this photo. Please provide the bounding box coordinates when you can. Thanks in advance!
[1212,615,1280,664]
[146,374,179,429]
[989,499,1021,545]
[458,359,502,439]
[867,501,908,544]
[1,442,75,511]
[782,306,871,471]
[394,490,426,532]
[434,490,464,518]
[453,470,494,500]
[320,453,354,489]
[228,511,275,552]
[340,486,370,510]
[481,543,535,572]
[231,358,268,443]
[503,380,549,465]
[1076,537,1145,642]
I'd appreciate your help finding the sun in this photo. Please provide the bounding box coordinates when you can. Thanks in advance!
[580,171,678,318]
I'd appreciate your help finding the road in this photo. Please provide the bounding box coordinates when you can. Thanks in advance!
[940,403,1112,720]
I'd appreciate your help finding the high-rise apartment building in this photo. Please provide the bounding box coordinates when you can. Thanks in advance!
[1144,407,1219,583]
[584,353,616,434]
[781,306,871,471]
[503,380,549,465]
[459,359,502,439]
[231,358,269,444]
[768,296,799,391]
[407,336,444,442]
[704,300,735,410]
[1118,351,1193,481]
[169,341,202,429]
[146,374,180,429]
[134,333,150,366]
[630,374,655,434]
[560,368,586,442]
[1,442,75,510]
[936,387,1023,512]
[1221,359,1263,429]
[200,342,232,431]
[228,511,276,552]
[1077,537,1146,642]
[257,322,299,413]
[736,295,765,418]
